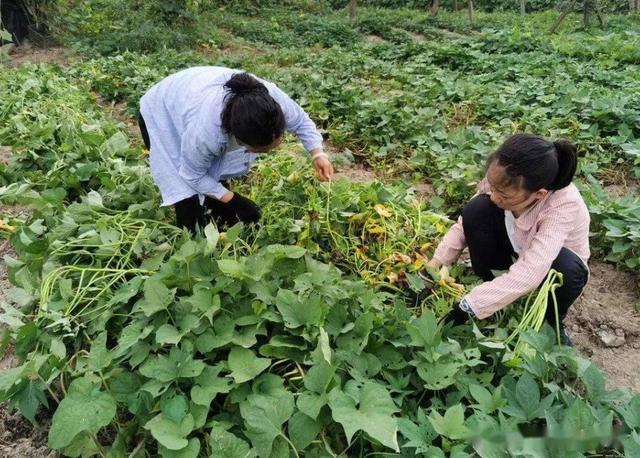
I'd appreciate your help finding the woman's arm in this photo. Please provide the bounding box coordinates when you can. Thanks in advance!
[178,125,229,200]
[429,177,490,268]
[464,200,578,319]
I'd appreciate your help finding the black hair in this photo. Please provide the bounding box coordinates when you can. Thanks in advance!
[487,133,578,192]
[221,73,286,148]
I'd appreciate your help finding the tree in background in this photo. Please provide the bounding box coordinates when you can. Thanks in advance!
[550,0,606,32]
[349,0,357,19]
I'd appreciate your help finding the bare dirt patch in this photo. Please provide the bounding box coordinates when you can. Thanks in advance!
[334,164,380,182]
[408,31,427,43]
[598,166,640,197]
[0,146,12,166]
[566,261,640,393]
[2,43,75,67]
[94,96,141,143]
[365,34,385,44]
[0,405,53,458]
[413,182,435,199]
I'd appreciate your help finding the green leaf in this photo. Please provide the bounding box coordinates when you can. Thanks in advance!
[617,394,640,429]
[228,347,271,384]
[204,224,220,255]
[209,423,253,458]
[217,259,244,278]
[621,431,640,457]
[184,285,220,324]
[190,367,233,407]
[317,327,332,364]
[428,404,470,441]
[398,409,439,455]
[156,324,183,345]
[297,392,326,420]
[87,332,113,371]
[417,360,460,390]
[275,289,323,329]
[141,276,175,316]
[11,381,48,424]
[162,395,189,424]
[159,437,201,458]
[303,361,335,394]
[48,378,117,449]
[144,413,195,450]
[469,384,504,414]
[240,391,294,457]
[140,348,205,382]
[407,310,441,348]
[328,381,399,451]
[288,411,321,451]
[515,373,541,418]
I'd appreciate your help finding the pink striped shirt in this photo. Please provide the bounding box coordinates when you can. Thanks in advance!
[432,179,590,319]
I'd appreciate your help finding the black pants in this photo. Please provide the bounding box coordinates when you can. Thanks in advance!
[462,194,589,337]
[138,114,240,233]
[1,0,31,45]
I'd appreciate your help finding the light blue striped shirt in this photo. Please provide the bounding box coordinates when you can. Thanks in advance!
[140,66,323,206]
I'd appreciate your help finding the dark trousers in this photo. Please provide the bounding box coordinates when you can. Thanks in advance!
[1,0,31,45]
[138,114,240,233]
[462,194,589,337]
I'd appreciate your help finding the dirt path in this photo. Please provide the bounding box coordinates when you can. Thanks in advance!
[1,42,75,67]
[566,261,640,393]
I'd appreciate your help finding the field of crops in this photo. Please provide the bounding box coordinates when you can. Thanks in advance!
[1,1,640,457]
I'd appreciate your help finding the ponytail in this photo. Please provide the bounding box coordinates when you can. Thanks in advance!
[487,133,578,192]
[221,72,285,148]
[549,139,578,190]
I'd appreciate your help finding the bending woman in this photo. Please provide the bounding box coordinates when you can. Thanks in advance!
[139,66,333,233]
[428,134,590,345]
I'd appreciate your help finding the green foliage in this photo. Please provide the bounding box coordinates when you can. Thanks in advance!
[1,4,640,457]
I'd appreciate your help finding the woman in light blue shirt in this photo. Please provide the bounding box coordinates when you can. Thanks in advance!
[139,66,334,233]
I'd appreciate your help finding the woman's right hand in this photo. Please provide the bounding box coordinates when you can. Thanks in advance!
[426,258,442,270]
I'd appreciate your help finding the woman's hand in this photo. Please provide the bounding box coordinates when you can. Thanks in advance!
[426,258,442,270]
[441,298,475,325]
[310,148,334,181]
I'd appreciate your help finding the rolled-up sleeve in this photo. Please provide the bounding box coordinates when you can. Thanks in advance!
[432,178,490,266]
[433,217,466,266]
[465,201,578,319]
[178,126,228,199]
[266,84,323,152]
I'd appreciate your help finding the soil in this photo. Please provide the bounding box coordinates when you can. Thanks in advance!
[566,261,640,393]
[333,163,380,182]
[0,405,53,458]
[94,96,141,144]
[1,42,75,67]
[0,146,12,167]
[408,31,427,43]
[365,34,385,44]
[413,182,435,199]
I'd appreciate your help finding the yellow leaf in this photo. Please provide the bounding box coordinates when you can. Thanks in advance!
[367,224,385,234]
[0,220,16,233]
[373,204,392,217]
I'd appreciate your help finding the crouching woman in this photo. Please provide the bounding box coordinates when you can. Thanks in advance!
[428,134,590,345]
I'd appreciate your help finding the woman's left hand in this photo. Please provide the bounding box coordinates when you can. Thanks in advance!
[312,156,334,181]
[441,298,476,325]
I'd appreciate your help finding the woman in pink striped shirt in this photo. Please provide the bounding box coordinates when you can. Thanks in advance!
[428,133,590,345]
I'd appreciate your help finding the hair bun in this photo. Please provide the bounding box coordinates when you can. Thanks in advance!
[225,73,268,96]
